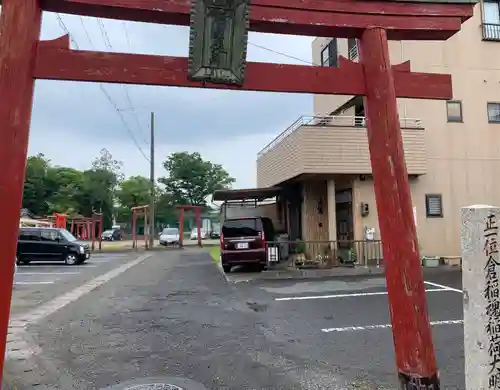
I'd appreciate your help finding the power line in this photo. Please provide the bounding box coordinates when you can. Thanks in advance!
[159,25,314,66]
[55,13,80,49]
[123,21,132,51]
[99,85,150,162]
[95,18,149,146]
[55,14,150,162]
[79,16,94,48]
[248,41,318,66]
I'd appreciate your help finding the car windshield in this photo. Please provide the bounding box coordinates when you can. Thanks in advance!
[103,230,113,234]
[58,228,78,242]
[222,218,261,238]
[162,228,179,235]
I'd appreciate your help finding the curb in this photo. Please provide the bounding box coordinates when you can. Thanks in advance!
[226,264,461,282]
[256,267,385,281]
[215,260,229,283]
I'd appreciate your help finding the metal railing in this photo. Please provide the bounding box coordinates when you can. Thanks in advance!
[266,240,383,268]
[257,116,424,157]
[348,45,359,61]
[482,23,500,41]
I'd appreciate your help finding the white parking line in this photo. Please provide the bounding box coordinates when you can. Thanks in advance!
[15,281,55,285]
[424,280,463,293]
[321,319,463,333]
[19,264,97,268]
[275,288,446,301]
[17,272,80,275]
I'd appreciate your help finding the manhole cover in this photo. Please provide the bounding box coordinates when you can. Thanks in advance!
[102,376,207,390]
[126,385,184,390]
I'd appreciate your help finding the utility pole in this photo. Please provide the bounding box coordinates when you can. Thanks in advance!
[149,112,155,250]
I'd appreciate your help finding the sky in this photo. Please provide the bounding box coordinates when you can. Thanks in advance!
[28,12,315,189]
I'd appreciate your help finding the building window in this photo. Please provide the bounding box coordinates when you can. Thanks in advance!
[321,39,338,67]
[446,100,463,122]
[488,102,500,123]
[482,0,500,40]
[425,194,443,218]
[348,38,358,60]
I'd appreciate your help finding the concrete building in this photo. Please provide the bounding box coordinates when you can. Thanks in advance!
[256,3,500,258]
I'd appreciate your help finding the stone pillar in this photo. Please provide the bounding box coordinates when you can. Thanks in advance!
[461,204,500,390]
[327,179,337,242]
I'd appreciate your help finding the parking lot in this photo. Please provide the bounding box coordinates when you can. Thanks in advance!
[10,252,142,316]
[5,250,466,389]
[236,268,465,388]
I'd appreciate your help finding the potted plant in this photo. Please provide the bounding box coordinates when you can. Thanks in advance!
[294,241,306,266]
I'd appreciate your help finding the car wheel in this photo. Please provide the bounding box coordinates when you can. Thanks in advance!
[222,265,231,274]
[16,256,21,265]
[21,259,31,265]
[65,253,78,265]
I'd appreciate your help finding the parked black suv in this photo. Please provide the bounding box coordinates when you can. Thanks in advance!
[17,227,91,265]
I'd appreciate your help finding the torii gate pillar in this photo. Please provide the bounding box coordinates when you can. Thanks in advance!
[0,0,41,383]
[361,27,438,388]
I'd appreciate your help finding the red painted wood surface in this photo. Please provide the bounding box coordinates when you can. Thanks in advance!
[38,0,469,40]
[34,38,453,100]
[196,208,202,248]
[254,0,473,19]
[0,0,42,384]
[360,27,439,383]
[179,208,185,248]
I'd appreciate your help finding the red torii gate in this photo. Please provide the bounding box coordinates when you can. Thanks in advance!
[0,0,475,387]
[177,205,203,248]
[131,205,149,249]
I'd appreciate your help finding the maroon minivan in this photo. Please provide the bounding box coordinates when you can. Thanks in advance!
[220,217,275,273]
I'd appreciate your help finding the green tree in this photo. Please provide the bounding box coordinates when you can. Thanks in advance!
[155,189,178,227]
[45,167,85,215]
[159,152,235,206]
[23,154,53,216]
[116,175,151,209]
[92,148,124,182]
[79,149,123,227]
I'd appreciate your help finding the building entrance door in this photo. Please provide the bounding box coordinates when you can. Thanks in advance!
[335,189,354,245]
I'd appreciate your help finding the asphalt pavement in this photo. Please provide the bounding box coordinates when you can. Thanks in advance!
[4,249,465,390]
[10,252,137,316]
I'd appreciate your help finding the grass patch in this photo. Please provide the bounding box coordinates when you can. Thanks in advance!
[208,246,220,263]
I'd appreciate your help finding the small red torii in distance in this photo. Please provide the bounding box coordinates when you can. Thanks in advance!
[177,205,203,248]
[131,205,149,249]
[0,0,476,387]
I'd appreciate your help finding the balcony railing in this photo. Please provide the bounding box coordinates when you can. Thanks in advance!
[348,45,359,61]
[257,115,423,157]
[482,23,500,41]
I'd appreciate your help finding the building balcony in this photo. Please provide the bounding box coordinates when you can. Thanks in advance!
[482,23,500,41]
[256,116,426,188]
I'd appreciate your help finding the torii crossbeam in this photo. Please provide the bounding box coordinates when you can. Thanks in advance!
[0,0,476,388]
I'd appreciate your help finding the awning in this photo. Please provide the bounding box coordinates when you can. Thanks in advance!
[213,187,281,202]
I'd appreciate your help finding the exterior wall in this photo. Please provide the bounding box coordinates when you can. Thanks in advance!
[355,177,460,257]
[257,123,426,187]
[299,125,426,175]
[312,37,352,115]
[256,128,303,188]
[310,3,500,257]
